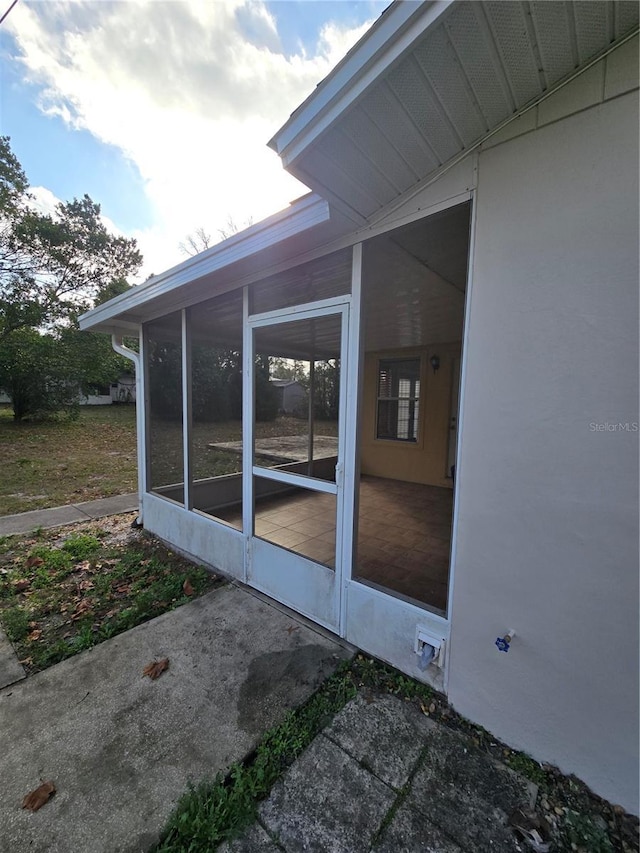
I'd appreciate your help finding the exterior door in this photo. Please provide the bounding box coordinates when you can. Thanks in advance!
[245,298,349,631]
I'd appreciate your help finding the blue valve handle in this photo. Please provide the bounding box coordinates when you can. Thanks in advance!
[495,636,510,652]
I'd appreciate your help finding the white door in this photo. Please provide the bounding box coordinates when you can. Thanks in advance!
[246,298,349,631]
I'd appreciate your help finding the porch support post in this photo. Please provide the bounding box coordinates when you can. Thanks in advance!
[308,329,315,477]
[242,286,252,583]
[339,241,364,636]
[181,308,193,511]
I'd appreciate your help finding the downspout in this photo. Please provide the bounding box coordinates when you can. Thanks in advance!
[112,333,144,527]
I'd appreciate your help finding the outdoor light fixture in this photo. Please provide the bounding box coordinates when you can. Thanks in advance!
[430,354,440,373]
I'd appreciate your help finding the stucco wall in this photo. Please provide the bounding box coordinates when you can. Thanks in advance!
[448,87,639,813]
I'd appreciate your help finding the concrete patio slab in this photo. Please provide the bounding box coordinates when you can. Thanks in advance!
[0,625,25,690]
[324,692,434,789]
[209,435,338,463]
[258,734,396,852]
[232,694,538,853]
[0,584,353,853]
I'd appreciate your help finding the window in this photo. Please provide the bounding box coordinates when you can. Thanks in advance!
[376,358,421,442]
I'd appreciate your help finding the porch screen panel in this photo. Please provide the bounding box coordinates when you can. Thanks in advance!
[188,291,243,529]
[254,474,337,570]
[250,248,351,315]
[253,314,341,485]
[146,311,184,503]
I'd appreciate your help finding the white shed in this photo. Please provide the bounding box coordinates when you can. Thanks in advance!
[270,379,306,415]
[80,1,639,814]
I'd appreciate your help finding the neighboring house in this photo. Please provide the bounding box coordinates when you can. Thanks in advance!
[110,373,136,404]
[77,373,136,406]
[270,378,306,415]
[80,1,639,814]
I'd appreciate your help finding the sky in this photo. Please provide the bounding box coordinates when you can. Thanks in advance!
[0,0,387,279]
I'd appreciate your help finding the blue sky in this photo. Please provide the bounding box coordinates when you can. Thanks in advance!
[0,0,386,277]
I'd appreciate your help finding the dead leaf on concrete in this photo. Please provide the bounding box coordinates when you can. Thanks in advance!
[286,625,300,635]
[143,658,169,680]
[22,781,56,812]
[182,579,194,596]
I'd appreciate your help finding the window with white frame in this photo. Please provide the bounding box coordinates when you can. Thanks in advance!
[376,358,421,442]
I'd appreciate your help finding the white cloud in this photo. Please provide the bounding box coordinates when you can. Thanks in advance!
[6,0,375,278]
[28,186,61,219]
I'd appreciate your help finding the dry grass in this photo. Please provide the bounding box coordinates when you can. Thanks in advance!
[0,405,138,515]
[0,404,339,515]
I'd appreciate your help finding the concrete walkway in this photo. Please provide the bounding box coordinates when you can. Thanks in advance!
[0,585,353,853]
[0,492,138,537]
[0,499,540,852]
[222,693,538,853]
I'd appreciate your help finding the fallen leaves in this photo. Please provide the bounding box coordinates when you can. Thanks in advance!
[12,579,30,592]
[143,658,169,680]
[182,579,194,596]
[71,600,93,621]
[26,629,42,642]
[25,556,44,570]
[22,780,56,812]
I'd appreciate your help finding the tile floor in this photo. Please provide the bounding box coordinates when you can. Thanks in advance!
[215,475,452,613]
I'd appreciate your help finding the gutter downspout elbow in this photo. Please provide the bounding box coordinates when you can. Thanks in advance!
[112,333,144,527]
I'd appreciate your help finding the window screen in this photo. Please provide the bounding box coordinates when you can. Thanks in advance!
[376,358,421,442]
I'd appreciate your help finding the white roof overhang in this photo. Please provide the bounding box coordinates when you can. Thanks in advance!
[269,0,639,224]
[79,193,343,334]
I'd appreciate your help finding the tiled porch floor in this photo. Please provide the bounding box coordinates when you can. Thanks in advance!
[216,475,452,613]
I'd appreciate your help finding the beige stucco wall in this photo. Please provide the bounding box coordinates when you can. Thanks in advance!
[448,71,639,814]
[360,343,460,487]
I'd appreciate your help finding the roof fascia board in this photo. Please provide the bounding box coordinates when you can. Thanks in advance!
[79,193,330,331]
[269,0,454,168]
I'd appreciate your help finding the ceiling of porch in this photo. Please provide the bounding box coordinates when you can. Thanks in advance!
[180,201,471,358]
[271,0,639,223]
[362,201,470,351]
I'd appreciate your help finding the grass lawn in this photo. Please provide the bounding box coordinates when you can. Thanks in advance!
[0,404,138,515]
[0,404,338,516]
[0,513,222,674]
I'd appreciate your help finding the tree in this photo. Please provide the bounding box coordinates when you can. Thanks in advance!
[178,227,213,257]
[0,136,142,419]
[178,216,254,258]
[1,193,141,339]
